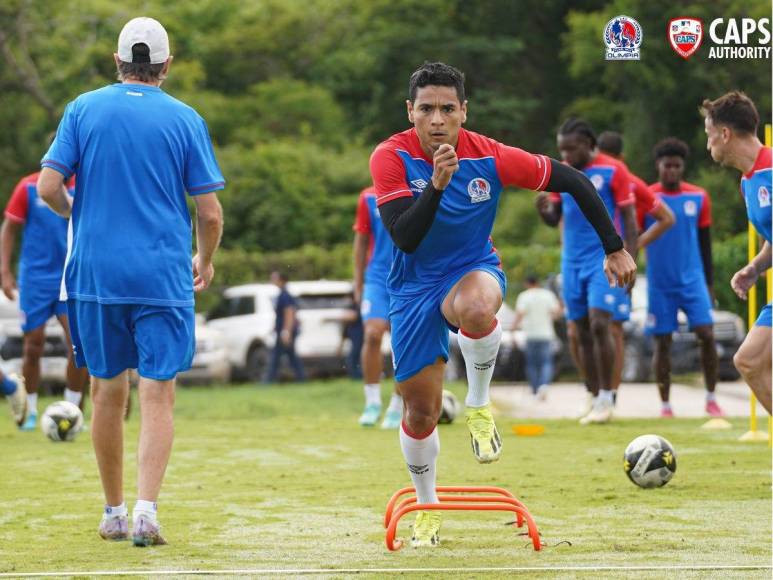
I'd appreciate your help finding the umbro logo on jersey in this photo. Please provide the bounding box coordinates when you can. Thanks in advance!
[410,179,428,193]
[758,186,771,208]
[467,178,491,203]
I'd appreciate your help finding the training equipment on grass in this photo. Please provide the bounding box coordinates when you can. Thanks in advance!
[623,434,677,488]
[41,401,84,442]
[438,390,461,424]
[384,485,541,551]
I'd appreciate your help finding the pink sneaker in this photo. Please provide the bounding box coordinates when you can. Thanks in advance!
[705,400,724,417]
[660,407,674,418]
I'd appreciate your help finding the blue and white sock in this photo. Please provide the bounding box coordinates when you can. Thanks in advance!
[133,500,158,522]
[104,502,127,519]
[27,393,38,415]
[706,391,716,403]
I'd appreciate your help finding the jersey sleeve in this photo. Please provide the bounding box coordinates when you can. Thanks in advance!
[698,189,712,227]
[185,115,226,195]
[370,145,412,206]
[633,177,661,216]
[494,143,552,191]
[4,178,30,223]
[352,191,371,234]
[610,163,634,207]
[41,101,79,178]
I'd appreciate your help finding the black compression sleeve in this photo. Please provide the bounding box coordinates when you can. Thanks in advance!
[378,183,444,253]
[545,159,624,254]
[698,226,713,286]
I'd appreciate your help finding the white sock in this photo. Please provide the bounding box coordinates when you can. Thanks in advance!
[133,499,158,522]
[458,321,502,408]
[662,401,672,411]
[364,384,381,406]
[27,392,38,415]
[387,393,403,413]
[599,389,614,404]
[104,502,127,518]
[399,423,439,504]
[64,388,82,406]
[706,391,716,402]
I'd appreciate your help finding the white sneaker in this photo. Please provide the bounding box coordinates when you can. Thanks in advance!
[5,373,27,427]
[580,397,613,425]
[536,385,549,401]
[577,392,594,419]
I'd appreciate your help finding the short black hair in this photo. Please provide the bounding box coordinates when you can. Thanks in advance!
[525,275,538,285]
[408,62,465,103]
[598,131,624,156]
[117,43,165,83]
[558,117,597,148]
[653,137,689,160]
[700,91,759,135]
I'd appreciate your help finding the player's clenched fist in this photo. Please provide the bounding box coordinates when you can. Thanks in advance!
[431,144,459,191]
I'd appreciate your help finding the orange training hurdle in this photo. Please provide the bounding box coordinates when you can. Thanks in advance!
[384,485,541,551]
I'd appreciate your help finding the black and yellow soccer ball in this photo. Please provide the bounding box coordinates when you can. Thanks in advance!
[623,434,677,488]
[41,401,84,442]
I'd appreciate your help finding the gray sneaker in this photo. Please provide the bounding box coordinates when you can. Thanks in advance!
[132,513,167,547]
[99,514,128,541]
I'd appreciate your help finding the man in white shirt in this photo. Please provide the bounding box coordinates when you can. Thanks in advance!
[513,276,562,399]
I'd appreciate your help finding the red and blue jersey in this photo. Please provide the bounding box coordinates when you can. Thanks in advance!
[5,172,71,289]
[353,186,393,286]
[549,152,634,266]
[645,181,711,290]
[370,128,551,296]
[631,171,661,229]
[740,146,772,244]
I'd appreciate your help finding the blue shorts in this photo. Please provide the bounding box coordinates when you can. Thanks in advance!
[612,287,631,322]
[390,265,506,383]
[68,300,195,380]
[562,261,616,321]
[361,280,390,322]
[19,283,68,332]
[645,285,713,335]
[756,303,772,327]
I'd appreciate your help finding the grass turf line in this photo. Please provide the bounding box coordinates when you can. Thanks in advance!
[0,380,769,577]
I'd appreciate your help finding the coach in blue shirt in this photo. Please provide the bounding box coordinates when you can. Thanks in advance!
[37,17,224,547]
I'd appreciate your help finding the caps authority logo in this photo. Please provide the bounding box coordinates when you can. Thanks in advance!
[604,15,643,60]
[467,178,491,203]
[708,18,771,59]
[669,18,703,59]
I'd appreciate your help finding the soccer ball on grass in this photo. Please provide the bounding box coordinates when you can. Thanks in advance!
[41,401,84,442]
[623,434,677,488]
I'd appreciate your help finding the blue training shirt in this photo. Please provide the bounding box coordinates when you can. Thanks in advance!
[41,83,225,307]
[741,146,772,244]
[353,187,393,286]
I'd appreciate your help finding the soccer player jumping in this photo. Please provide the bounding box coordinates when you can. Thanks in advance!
[370,62,635,547]
[702,92,772,414]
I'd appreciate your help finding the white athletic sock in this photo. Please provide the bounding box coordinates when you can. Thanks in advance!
[364,384,381,406]
[27,392,38,415]
[387,393,403,413]
[706,391,716,402]
[399,423,439,504]
[104,502,127,518]
[64,388,82,407]
[133,500,158,522]
[599,389,614,405]
[458,320,502,408]
[662,401,672,411]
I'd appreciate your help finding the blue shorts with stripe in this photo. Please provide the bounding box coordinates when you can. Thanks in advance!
[562,260,616,321]
[19,282,68,332]
[68,299,195,380]
[645,284,713,335]
[390,265,506,383]
[611,286,631,322]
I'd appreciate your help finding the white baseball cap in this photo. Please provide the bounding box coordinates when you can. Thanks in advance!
[117,17,169,64]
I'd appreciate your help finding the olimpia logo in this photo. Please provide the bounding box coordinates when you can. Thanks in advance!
[604,15,643,61]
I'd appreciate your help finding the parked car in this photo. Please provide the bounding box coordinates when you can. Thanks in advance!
[177,315,231,384]
[206,280,381,380]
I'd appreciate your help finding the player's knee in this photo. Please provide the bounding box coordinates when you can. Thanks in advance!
[403,401,440,433]
[589,316,609,340]
[458,301,496,334]
[23,335,45,360]
[363,327,383,349]
[694,327,714,345]
[733,348,756,377]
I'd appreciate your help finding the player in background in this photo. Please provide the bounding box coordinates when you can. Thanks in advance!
[647,138,723,417]
[37,17,224,546]
[536,119,638,424]
[1,370,26,427]
[1,171,89,430]
[702,91,771,414]
[370,62,635,547]
[353,186,402,429]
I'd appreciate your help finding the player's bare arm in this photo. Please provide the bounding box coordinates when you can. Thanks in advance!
[638,203,675,249]
[36,168,73,218]
[353,232,368,304]
[192,193,223,292]
[0,219,20,300]
[619,204,639,259]
[731,241,772,299]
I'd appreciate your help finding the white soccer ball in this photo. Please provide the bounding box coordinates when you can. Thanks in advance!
[438,390,461,424]
[41,401,84,442]
[623,434,677,488]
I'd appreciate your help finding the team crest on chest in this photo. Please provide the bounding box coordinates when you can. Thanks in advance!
[683,200,697,216]
[590,175,604,191]
[467,178,491,203]
[758,186,771,208]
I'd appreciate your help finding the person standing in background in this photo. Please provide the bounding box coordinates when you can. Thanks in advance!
[265,271,306,383]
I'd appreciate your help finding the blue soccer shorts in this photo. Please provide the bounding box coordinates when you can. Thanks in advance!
[19,282,68,332]
[361,279,390,322]
[755,302,772,327]
[611,286,631,322]
[562,260,617,321]
[390,264,506,383]
[645,284,713,335]
[68,300,195,380]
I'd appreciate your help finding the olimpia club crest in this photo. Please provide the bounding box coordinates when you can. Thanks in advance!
[604,15,643,60]
[669,18,703,59]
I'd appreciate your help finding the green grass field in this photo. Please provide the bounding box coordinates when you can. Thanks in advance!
[0,380,770,578]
